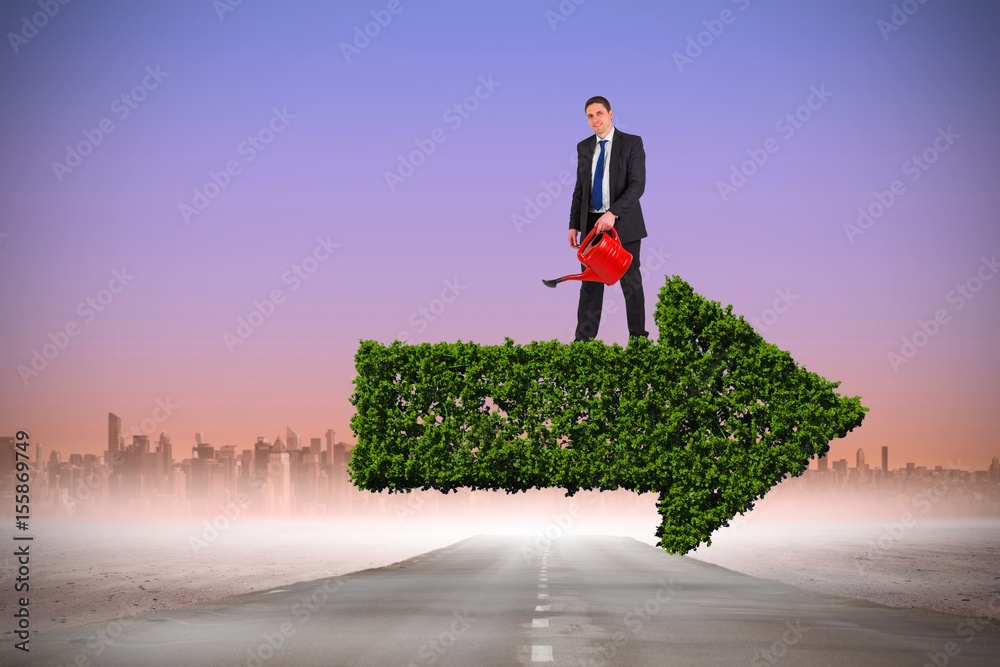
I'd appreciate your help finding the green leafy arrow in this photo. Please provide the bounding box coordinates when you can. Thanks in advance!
[349,276,867,553]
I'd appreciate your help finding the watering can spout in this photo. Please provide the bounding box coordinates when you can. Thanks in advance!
[543,227,633,288]
[542,268,602,288]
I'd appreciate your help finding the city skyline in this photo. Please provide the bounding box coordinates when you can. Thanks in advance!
[6,408,999,473]
[2,1,998,477]
[3,410,998,524]
[6,408,1000,478]
[1,412,356,521]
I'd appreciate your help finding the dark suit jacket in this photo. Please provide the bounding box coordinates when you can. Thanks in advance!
[570,127,647,244]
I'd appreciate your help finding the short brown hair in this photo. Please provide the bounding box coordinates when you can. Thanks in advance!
[585,96,611,112]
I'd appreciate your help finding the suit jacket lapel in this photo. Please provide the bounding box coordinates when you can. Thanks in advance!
[609,129,622,203]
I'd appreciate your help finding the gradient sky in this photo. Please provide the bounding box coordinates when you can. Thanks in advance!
[1,0,998,470]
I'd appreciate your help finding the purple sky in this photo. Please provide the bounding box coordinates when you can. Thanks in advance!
[1,0,998,470]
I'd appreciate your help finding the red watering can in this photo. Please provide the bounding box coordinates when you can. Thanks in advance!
[542,226,633,288]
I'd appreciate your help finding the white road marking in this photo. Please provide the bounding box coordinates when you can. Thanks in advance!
[531,549,554,663]
[532,645,554,662]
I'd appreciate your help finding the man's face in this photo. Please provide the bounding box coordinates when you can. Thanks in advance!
[585,103,613,139]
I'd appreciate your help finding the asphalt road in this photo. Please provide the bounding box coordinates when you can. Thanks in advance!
[8,535,1000,666]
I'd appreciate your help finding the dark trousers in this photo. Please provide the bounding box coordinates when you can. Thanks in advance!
[574,212,648,341]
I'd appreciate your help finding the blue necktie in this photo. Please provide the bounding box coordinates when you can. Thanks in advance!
[592,139,607,211]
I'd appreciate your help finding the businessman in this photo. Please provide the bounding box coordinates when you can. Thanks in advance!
[568,96,648,341]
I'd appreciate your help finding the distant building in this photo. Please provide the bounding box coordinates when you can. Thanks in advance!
[856,448,865,470]
[0,436,16,496]
[286,426,301,451]
[817,453,828,472]
[108,413,122,454]
[881,446,888,474]
[268,438,291,515]
[157,432,173,493]
[253,437,271,486]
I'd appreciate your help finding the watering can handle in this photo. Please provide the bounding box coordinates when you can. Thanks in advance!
[578,225,619,257]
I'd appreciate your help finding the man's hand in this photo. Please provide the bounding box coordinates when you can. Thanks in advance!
[568,229,579,248]
[594,211,617,233]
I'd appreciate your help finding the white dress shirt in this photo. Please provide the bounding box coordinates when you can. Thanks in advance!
[589,125,614,214]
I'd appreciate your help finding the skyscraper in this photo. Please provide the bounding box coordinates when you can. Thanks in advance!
[856,448,865,470]
[269,438,291,515]
[286,426,301,451]
[158,432,172,471]
[0,436,16,496]
[881,446,889,474]
[253,437,271,485]
[157,432,173,494]
[108,412,121,454]
[817,453,828,472]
